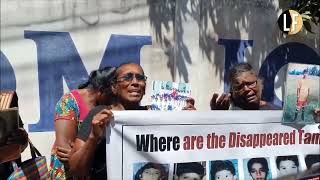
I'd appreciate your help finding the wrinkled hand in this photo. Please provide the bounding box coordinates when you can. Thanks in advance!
[210,93,231,110]
[6,128,28,145]
[183,98,196,110]
[56,145,73,163]
[90,109,114,140]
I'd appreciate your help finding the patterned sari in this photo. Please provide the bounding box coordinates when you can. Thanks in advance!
[49,90,89,180]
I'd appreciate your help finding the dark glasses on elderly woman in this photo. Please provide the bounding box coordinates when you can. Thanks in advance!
[116,73,147,83]
[232,80,257,92]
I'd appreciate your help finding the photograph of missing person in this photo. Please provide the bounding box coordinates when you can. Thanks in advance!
[210,159,238,180]
[174,162,206,180]
[283,63,320,124]
[276,155,299,178]
[244,157,272,180]
[133,162,169,180]
[305,154,320,171]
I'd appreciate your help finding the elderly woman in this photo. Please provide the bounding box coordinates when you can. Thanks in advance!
[69,63,195,178]
[68,63,149,178]
[210,63,280,110]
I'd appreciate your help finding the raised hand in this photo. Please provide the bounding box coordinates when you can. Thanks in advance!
[210,93,231,110]
[90,109,114,140]
[183,98,196,110]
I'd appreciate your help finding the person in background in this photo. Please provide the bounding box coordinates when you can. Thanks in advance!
[0,92,28,179]
[49,67,116,179]
[0,121,28,179]
[210,63,280,110]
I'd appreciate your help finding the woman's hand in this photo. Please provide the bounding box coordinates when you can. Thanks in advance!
[210,93,231,110]
[182,98,196,110]
[90,109,114,140]
[56,144,73,163]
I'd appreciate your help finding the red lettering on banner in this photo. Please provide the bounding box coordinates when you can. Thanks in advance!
[228,130,296,148]
[266,134,273,146]
[207,133,226,149]
[299,130,320,144]
[299,130,304,144]
[183,135,204,150]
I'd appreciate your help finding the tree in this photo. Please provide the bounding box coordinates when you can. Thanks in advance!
[285,0,320,33]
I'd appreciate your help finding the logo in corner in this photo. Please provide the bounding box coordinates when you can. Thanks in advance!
[278,10,303,35]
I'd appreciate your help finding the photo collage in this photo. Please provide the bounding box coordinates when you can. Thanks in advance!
[133,154,320,180]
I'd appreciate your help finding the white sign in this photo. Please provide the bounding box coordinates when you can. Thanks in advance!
[107,111,319,180]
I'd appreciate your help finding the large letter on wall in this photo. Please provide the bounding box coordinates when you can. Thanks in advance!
[259,42,320,107]
[0,51,16,91]
[218,39,253,92]
[25,31,88,132]
[99,34,152,68]
[26,32,152,132]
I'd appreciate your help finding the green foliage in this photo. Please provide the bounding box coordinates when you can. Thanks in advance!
[283,94,319,123]
[286,0,320,33]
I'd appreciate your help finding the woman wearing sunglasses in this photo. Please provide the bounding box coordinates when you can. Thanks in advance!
[68,63,148,179]
[69,63,195,178]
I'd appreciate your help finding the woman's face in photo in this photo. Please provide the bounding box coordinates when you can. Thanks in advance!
[279,160,298,176]
[250,163,266,180]
[140,168,161,180]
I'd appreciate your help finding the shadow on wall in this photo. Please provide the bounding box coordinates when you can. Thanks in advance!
[2,0,318,85]
[147,0,196,82]
[147,0,177,80]
[147,0,318,85]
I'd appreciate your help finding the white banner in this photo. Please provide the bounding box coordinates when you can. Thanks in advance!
[2,0,319,162]
[107,111,319,180]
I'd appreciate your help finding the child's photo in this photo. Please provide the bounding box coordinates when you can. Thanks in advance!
[174,162,206,180]
[243,157,272,180]
[133,162,169,180]
[210,159,238,180]
[276,155,299,178]
[283,63,320,124]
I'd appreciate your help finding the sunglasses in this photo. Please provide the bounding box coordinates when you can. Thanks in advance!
[116,73,147,83]
[232,80,257,92]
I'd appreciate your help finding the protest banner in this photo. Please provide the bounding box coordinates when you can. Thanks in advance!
[107,111,320,180]
[1,0,320,165]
